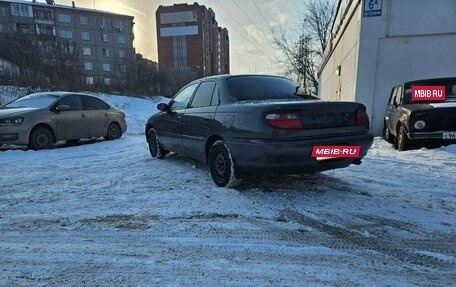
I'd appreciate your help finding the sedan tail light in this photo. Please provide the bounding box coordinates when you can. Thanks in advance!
[265,112,303,129]
[356,107,369,127]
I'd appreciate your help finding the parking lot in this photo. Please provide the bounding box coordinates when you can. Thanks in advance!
[1,128,455,286]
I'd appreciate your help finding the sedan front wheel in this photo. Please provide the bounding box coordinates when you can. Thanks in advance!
[209,140,241,188]
[397,125,411,151]
[383,123,394,144]
[147,129,168,159]
[29,127,54,150]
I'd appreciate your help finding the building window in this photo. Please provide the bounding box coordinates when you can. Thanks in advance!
[81,31,90,41]
[0,24,5,32]
[82,47,91,56]
[84,62,93,71]
[57,13,71,23]
[101,33,108,42]
[16,24,31,34]
[62,45,74,54]
[118,50,126,58]
[80,16,88,25]
[101,48,110,57]
[97,18,106,29]
[115,20,123,31]
[0,7,7,16]
[86,77,94,85]
[36,41,56,51]
[35,24,55,36]
[102,63,110,72]
[11,4,32,17]
[117,35,126,44]
[59,29,73,39]
[120,64,127,73]
[104,78,112,85]
[34,10,54,21]
[173,35,188,69]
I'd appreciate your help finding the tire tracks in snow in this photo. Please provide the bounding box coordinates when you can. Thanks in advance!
[281,209,456,271]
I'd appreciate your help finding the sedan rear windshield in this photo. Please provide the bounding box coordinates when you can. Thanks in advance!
[227,76,305,101]
[3,93,60,109]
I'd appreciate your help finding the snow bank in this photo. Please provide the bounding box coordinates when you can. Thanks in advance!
[100,94,168,135]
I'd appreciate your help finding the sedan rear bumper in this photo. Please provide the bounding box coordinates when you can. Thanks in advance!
[226,133,373,175]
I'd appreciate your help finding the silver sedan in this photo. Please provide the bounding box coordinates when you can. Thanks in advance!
[0,92,127,150]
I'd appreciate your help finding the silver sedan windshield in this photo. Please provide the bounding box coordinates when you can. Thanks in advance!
[4,94,60,109]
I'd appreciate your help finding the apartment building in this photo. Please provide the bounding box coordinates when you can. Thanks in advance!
[0,0,134,87]
[156,3,229,81]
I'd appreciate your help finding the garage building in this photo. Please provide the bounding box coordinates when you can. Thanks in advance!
[319,0,456,135]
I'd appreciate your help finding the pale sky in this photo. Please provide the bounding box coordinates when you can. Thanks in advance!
[55,0,303,74]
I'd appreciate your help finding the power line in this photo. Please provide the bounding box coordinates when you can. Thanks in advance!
[135,25,156,46]
[233,0,260,28]
[274,0,286,17]
[251,0,275,34]
[258,0,277,21]
[215,12,276,62]
[212,0,278,62]
[284,0,302,24]
[214,0,247,28]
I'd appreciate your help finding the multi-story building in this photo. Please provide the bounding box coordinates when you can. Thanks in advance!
[156,3,229,81]
[0,0,135,87]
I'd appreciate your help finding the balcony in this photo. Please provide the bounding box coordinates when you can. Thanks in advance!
[34,19,55,25]
[12,15,34,25]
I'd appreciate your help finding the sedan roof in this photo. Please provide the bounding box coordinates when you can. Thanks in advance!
[28,91,90,98]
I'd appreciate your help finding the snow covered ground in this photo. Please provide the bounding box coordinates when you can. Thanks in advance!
[0,93,455,286]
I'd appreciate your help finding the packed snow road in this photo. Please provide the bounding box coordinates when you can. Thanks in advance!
[0,95,455,286]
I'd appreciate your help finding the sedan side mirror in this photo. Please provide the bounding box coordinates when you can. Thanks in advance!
[56,104,71,112]
[157,103,170,112]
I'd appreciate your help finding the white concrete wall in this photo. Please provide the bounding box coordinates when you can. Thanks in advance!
[388,0,456,36]
[320,0,456,135]
[355,0,390,134]
[359,0,456,134]
[319,4,362,103]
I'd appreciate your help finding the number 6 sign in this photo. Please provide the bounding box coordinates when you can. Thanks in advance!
[364,0,383,17]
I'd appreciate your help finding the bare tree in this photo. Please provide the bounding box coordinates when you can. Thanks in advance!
[123,53,166,96]
[0,31,84,90]
[274,0,337,95]
[49,41,84,90]
[163,69,197,95]
[303,0,337,57]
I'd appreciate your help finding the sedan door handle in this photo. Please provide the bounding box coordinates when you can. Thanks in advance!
[81,114,87,118]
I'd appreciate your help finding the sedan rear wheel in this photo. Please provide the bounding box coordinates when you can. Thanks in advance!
[29,127,54,150]
[147,129,168,159]
[209,140,241,188]
[105,123,121,140]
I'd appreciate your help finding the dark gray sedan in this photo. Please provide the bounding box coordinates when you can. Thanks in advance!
[145,75,373,187]
[0,92,127,150]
